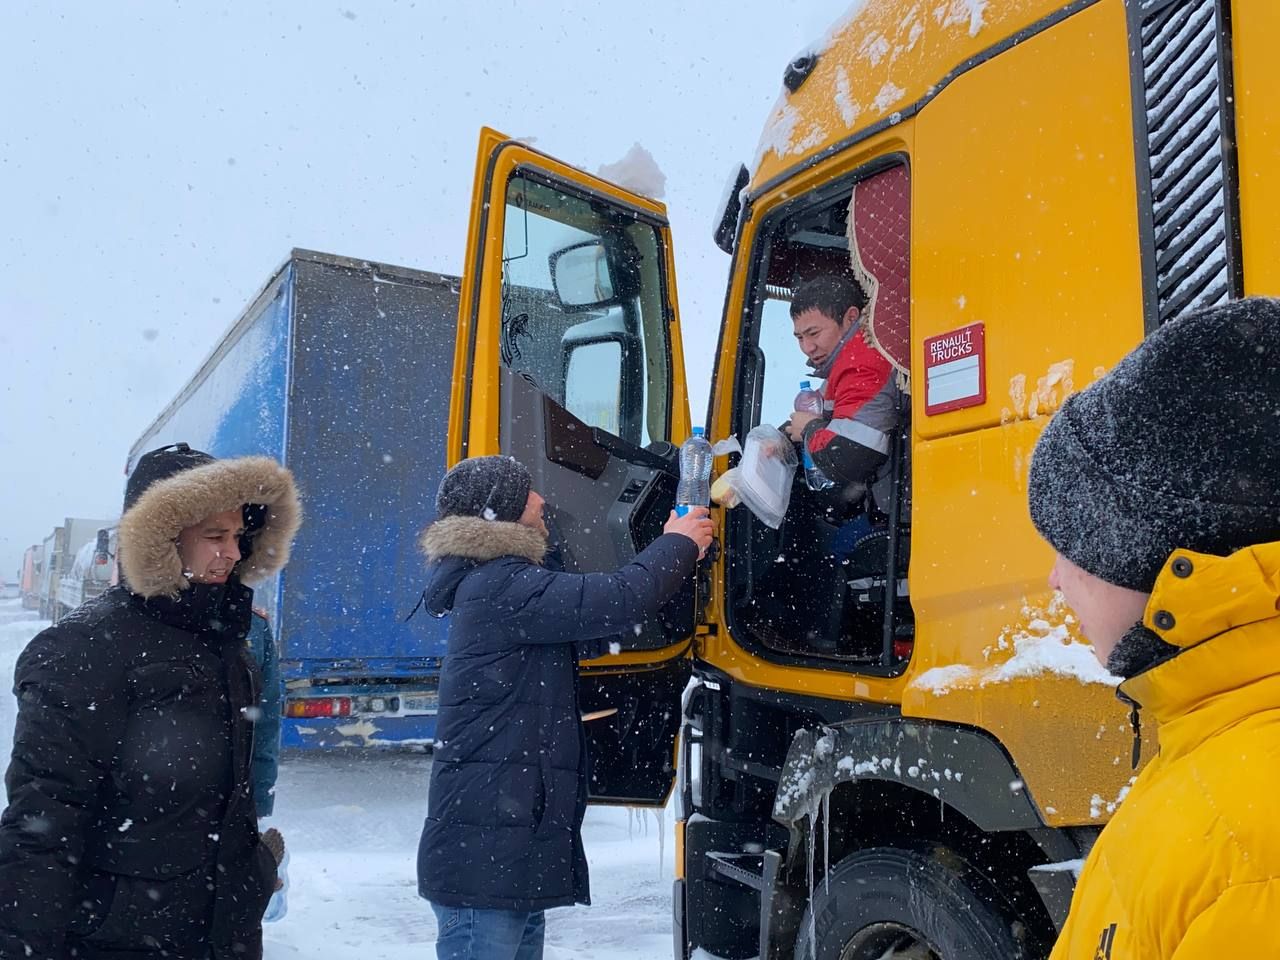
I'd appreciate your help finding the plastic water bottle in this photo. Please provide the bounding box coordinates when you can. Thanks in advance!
[675,427,713,517]
[795,380,835,491]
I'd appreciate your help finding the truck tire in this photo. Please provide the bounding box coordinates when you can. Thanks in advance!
[794,846,1026,960]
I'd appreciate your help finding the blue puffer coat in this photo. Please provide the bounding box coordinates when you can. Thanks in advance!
[415,515,696,912]
[246,611,281,819]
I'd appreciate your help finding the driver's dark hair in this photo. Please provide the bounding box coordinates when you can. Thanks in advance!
[789,274,868,324]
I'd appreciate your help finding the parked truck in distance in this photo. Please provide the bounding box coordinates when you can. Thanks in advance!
[55,525,117,622]
[31,519,113,620]
[127,249,461,749]
[20,544,42,610]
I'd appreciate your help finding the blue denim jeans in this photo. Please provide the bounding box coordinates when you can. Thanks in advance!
[429,903,546,960]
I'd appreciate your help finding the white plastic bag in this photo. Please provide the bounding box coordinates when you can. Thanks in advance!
[263,848,289,923]
[725,425,797,529]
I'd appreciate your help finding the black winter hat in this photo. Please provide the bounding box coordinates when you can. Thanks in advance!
[1028,297,1280,592]
[435,455,532,523]
[124,443,216,513]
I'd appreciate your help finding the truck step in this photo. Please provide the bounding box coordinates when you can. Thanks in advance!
[707,851,766,891]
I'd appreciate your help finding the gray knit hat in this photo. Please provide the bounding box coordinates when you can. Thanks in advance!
[1028,297,1280,592]
[435,455,532,523]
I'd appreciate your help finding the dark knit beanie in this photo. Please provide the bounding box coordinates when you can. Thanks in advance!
[124,443,216,513]
[1028,297,1280,592]
[435,455,532,523]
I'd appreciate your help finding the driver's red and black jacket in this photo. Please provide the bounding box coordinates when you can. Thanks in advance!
[801,331,899,484]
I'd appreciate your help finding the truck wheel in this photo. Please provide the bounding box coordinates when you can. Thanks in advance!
[794,846,1026,960]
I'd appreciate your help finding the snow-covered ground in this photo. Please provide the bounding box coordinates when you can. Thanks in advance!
[0,599,678,959]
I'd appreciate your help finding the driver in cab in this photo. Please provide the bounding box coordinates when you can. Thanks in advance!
[784,275,897,500]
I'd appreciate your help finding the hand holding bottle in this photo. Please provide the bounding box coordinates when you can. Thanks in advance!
[793,381,834,491]
[664,507,714,558]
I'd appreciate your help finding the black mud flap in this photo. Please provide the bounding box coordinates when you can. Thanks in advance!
[683,815,788,960]
[1028,862,1079,932]
[672,878,688,960]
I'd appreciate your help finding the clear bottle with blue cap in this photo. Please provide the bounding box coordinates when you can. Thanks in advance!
[795,380,835,491]
[675,427,713,517]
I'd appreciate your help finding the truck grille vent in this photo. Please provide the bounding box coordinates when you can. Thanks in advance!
[1138,0,1235,324]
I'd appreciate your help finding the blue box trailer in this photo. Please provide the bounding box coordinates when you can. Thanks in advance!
[127,249,461,749]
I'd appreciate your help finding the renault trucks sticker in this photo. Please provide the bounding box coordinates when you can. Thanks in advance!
[924,322,985,415]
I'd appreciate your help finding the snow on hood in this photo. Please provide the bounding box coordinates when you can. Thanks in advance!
[796,0,876,62]
[935,0,989,37]
[751,0,1001,174]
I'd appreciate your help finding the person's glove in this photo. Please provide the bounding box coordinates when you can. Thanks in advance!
[261,826,286,892]
[261,826,285,865]
[260,826,290,923]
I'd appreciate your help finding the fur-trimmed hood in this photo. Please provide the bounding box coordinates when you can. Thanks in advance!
[118,455,302,599]
[419,515,548,566]
[419,516,548,620]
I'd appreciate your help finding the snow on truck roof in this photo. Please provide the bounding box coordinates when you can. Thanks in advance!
[750,0,1087,194]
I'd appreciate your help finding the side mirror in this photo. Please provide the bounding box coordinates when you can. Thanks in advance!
[713,163,750,255]
[550,240,617,309]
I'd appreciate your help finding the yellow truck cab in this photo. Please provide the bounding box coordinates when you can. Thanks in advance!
[447,1,1278,957]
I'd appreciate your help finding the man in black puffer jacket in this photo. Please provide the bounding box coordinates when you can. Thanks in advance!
[416,455,713,960]
[0,443,302,960]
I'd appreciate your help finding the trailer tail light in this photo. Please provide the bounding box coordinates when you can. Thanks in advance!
[285,697,353,719]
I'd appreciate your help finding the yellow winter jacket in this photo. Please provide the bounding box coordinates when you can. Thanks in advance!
[1050,543,1280,960]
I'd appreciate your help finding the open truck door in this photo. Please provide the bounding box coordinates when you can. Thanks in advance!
[449,127,698,805]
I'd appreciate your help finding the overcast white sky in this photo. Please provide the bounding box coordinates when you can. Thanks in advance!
[1,0,852,574]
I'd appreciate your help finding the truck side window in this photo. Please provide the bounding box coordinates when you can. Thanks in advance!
[564,339,623,433]
[500,173,671,448]
[728,162,913,669]
[754,292,812,430]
